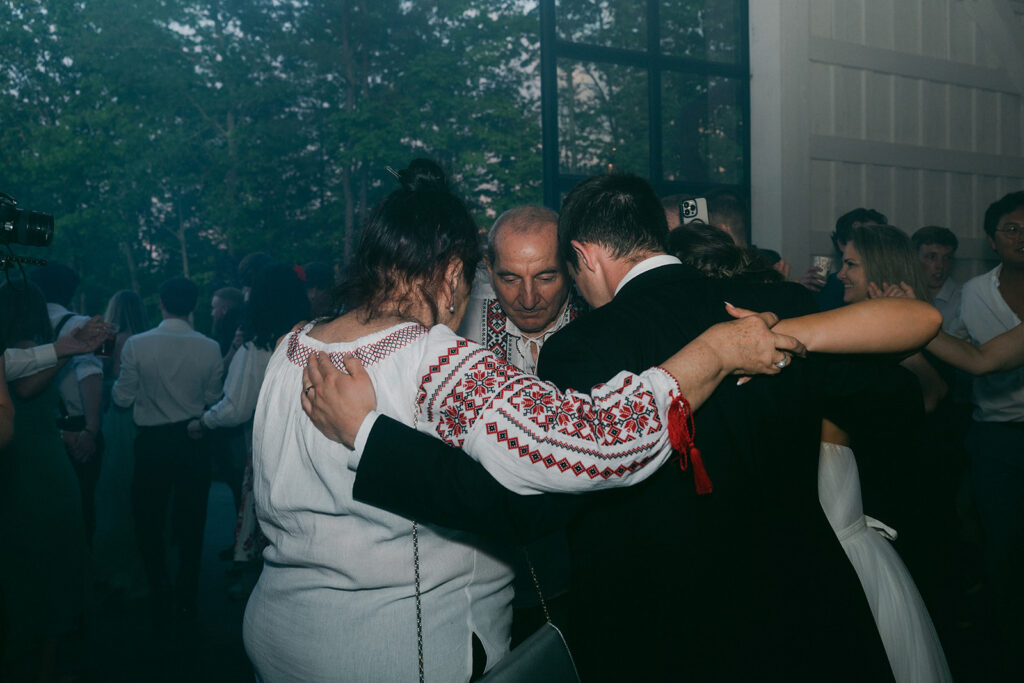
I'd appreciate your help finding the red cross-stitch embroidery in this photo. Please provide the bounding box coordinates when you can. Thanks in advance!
[286,322,428,371]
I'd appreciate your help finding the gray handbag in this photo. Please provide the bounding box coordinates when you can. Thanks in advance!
[412,524,580,682]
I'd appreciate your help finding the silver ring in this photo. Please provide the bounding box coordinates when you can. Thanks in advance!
[775,358,788,369]
[304,385,315,396]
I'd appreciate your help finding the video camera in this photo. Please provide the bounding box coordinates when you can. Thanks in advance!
[1,192,53,271]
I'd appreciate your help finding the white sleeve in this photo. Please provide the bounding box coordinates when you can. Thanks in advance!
[69,351,103,381]
[3,344,58,381]
[415,328,683,495]
[203,346,225,408]
[203,345,265,429]
[947,281,973,341]
[59,316,103,382]
[111,338,138,408]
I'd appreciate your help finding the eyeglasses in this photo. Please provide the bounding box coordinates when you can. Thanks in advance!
[995,223,1022,236]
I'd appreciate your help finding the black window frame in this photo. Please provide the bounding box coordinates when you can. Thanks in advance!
[540,0,751,212]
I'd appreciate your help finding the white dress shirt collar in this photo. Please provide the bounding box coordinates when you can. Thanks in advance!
[614,254,682,297]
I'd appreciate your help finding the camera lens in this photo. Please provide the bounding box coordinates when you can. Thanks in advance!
[1,208,54,247]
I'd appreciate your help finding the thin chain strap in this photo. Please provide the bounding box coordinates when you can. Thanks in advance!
[413,522,425,683]
[523,549,551,622]
[411,403,425,683]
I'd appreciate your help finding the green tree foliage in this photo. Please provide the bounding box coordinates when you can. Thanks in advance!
[2,0,543,314]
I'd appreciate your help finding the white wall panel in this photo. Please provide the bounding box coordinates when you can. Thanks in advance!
[865,71,894,141]
[809,159,836,234]
[1000,92,1022,152]
[809,63,834,135]
[865,164,897,214]
[834,0,865,43]
[893,76,922,144]
[809,1,834,38]
[948,84,974,151]
[948,171,976,232]
[835,66,864,138]
[921,170,950,225]
[893,0,923,55]
[895,167,925,227]
[921,81,949,148]
[864,0,895,50]
[976,89,1000,153]
[949,2,976,64]
[921,0,950,59]
[751,0,1024,280]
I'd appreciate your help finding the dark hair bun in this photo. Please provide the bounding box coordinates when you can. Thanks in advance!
[399,158,447,192]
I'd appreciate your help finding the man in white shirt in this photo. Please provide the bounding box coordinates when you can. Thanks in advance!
[912,225,962,331]
[948,190,1024,677]
[29,263,106,542]
[2,316,110,381]
[113,276,223,619]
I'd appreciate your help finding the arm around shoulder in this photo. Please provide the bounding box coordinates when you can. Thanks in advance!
[774,299,941,355]
[352,414,579,544]
[926,325,1024,375]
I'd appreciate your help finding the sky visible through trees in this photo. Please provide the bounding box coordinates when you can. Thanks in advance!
[2,0,545,315]
[2,0,744,318]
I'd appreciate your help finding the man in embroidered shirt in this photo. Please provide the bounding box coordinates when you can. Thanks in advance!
[458,206,583,375]
[112,276,224,620]
[947,191,1024,677]
[912,225,961,331]
[457,205,583,643]
[29,263,106,543]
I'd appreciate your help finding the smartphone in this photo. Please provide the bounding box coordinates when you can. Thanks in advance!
[678,197,710,225]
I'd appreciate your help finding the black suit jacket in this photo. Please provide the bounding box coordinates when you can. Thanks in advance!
[354,264,911,682]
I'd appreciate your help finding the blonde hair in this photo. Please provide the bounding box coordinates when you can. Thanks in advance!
[849,225,928,301]
[104,290,147,335]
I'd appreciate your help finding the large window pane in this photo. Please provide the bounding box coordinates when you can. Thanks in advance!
[556,0,647,50]
[662,73,745,184]
[660,0,742,63]
[558,59,650,176]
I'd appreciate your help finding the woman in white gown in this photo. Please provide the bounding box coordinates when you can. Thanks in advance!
[667,223,952,682]
[819,423,952,683]
[833,224,953,683]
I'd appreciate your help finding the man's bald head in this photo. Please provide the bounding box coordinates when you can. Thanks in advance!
[487,206,560,262]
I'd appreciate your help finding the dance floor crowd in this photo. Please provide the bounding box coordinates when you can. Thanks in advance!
[2,163,1022,682]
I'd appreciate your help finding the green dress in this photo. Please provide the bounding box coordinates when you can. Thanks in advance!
[92,386,146,596]
[0,381,88,666]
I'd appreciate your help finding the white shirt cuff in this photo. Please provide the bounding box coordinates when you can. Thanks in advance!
[3,344,58,380]
[349,410,381,469]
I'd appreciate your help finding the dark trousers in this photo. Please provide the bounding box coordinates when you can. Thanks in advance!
[966,421,1024,678]
[67,433,104,546]
[132,421,212,610]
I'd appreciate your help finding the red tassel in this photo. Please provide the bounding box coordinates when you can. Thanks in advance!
[667,396,688,455]
[689,446,713,495]
[666,394,713,495]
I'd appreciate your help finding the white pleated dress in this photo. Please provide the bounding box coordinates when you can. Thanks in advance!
[818,442,953,683]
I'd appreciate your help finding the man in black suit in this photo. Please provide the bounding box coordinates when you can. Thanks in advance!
[305,175,911,681]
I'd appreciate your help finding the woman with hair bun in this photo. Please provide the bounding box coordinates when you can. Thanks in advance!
[243,159,787,681]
